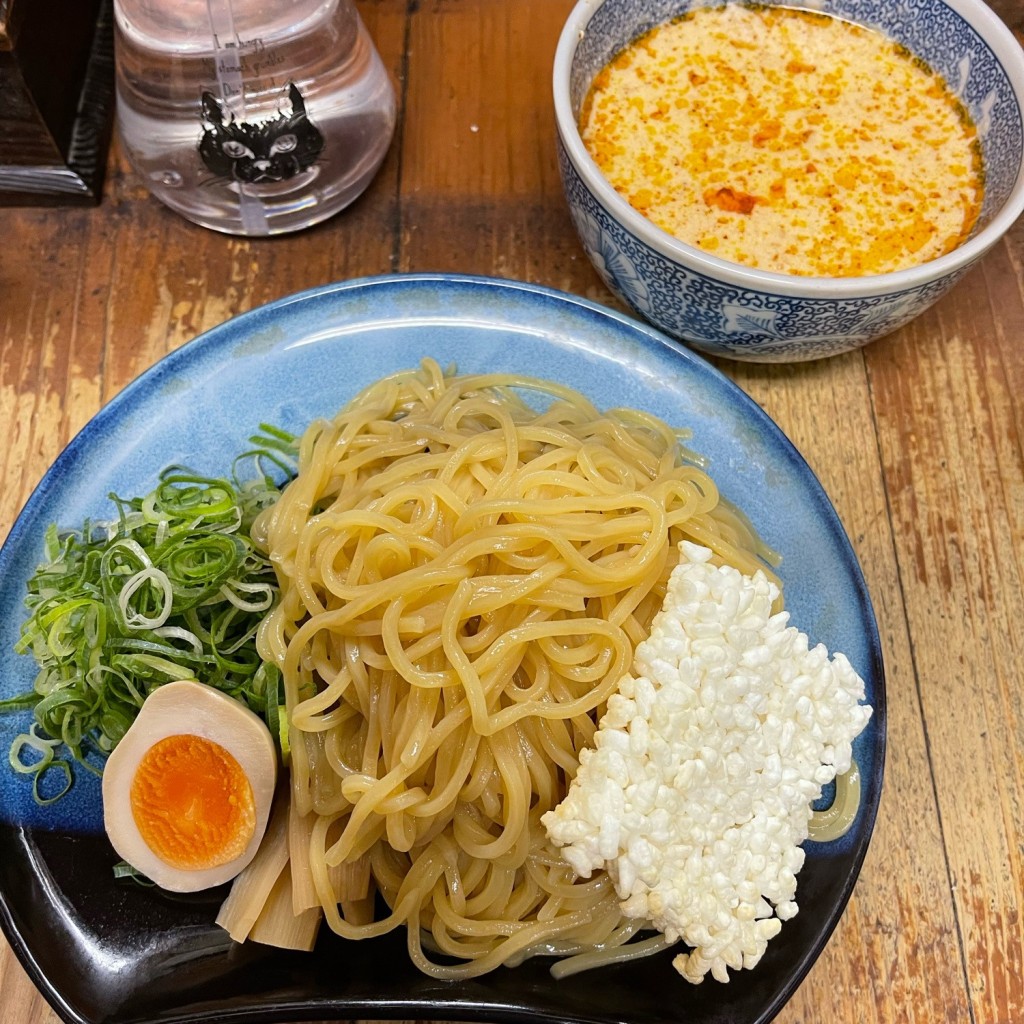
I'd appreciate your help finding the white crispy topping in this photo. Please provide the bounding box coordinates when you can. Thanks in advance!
[542,542,873,984]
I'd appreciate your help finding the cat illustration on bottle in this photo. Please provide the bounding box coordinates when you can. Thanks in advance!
[198,82,324,184]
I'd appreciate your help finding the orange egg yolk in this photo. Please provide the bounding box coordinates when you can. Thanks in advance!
[129,734,256,871]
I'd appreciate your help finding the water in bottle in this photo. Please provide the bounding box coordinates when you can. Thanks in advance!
[114,0,397,235]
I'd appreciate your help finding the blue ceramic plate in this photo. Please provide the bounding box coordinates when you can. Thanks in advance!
[0,274,884,1024]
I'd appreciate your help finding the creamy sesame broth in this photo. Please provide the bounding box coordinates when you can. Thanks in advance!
[580,3,984,277]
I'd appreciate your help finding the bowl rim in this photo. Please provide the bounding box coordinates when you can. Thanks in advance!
[553,0,1024,299]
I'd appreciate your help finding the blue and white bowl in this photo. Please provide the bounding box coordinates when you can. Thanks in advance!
[554,0,1024,362]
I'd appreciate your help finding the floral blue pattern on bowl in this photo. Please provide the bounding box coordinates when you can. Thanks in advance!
[555,0,1024,361]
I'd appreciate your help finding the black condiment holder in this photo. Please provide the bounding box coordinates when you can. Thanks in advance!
[0,0,115,206]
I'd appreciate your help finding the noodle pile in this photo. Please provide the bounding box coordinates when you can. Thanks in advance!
[234,359,776,977]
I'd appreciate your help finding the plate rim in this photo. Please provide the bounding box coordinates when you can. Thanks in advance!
[0,272,886,1024]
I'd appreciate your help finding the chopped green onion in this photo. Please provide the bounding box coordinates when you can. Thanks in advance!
[2,428,297,803]
[112,861,155,886]
[9,724,74,804]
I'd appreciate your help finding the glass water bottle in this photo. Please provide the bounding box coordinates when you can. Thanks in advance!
[113,0,397,235]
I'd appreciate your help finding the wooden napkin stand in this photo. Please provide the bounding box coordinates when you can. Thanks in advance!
[0,0,115,205]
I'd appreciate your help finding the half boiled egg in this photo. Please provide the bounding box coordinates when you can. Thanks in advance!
[102,679,277,893]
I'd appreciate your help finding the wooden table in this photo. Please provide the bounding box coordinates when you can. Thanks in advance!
[1,2,1022,1022]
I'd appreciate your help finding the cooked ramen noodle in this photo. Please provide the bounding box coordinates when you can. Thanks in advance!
[241,359,782,976]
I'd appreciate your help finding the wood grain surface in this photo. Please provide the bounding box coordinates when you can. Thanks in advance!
[1,2,1022,1023]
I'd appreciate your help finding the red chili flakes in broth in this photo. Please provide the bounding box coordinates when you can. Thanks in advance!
[580,4,984,277]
